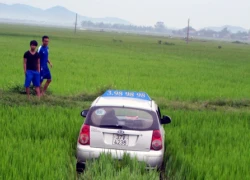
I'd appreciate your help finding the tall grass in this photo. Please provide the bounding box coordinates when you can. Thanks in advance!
[0,24,250,101]
[163,110,250,179]
[0,24,250,179]
[1,104,249,179]
[0,105,81,180]
[0,105,161,180]
[80,153,159,180]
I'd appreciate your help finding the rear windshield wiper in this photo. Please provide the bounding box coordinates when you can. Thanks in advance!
[99,125,124,129]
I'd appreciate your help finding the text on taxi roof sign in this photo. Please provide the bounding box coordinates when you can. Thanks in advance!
[102,90,151,101]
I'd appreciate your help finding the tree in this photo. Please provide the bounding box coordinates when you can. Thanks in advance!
[154,21,166,32]
[231,31,248,40]
[80,20,163,33]
[218,27,230,38]
[81,21,95,27]
[196,29,217,38]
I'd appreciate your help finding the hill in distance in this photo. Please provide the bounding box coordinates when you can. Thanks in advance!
[0,3,132,26]
[0,3,248,33]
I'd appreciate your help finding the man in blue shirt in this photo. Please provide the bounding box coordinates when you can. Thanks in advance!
[38,35,53,95]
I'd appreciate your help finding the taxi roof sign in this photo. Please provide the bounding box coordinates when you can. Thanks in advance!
[102,90,151,101]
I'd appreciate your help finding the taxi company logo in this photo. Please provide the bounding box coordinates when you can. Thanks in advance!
[117,130,124,135]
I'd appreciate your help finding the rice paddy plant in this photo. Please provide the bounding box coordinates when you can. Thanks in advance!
[0,24,250,180]
[80,153,159,180]
[163,110,250,179]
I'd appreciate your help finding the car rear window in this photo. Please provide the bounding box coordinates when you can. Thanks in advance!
[85,106,159,130]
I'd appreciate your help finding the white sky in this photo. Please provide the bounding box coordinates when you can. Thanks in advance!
[1,0,250,29]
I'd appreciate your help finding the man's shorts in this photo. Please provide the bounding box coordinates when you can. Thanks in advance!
[40,69,51,83]
[24,70,40,87]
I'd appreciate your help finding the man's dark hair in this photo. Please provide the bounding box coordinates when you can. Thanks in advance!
[30,40,38,46]
[42,35,49,41]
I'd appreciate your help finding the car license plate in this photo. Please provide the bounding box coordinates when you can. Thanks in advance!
[112,134,129,146]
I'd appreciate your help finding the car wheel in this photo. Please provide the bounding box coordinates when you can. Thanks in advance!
[76,162,85,173]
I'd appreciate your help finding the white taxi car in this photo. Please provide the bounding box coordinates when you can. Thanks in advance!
[76,90,171,172]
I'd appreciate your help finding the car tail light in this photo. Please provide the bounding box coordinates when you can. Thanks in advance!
[78,124,90,145]
[150,130,162,150]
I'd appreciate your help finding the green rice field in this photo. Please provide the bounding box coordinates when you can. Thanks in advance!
[0,23,249,180]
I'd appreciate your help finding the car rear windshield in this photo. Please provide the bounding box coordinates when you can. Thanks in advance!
[85,106,160,130]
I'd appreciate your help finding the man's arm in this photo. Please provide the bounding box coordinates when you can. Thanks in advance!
[48,59,53,68]
[37,46,42,53]
[23,58,27,74]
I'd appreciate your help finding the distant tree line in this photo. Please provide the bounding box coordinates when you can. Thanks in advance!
[173,27,250,40]
[81,21,168,33]
[81,20,250,40]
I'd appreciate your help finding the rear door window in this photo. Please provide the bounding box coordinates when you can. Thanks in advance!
[85,106,159,130]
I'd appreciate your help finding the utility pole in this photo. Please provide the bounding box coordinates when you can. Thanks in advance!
[186,18,190,44]
[74,13,78,34]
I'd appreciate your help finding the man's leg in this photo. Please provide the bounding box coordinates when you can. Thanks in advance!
[42,71,52,95]
[40,70,44,95]
[43,79,51,94]
[25,87,30,99]
[24,70,32,99]
[35,87,40,99]
[40,82,44,95]
[33,71,41,99]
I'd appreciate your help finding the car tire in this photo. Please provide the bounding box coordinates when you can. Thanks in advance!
[76,162,85,173]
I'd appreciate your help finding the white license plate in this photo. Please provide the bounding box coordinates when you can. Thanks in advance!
[112,134,129,146]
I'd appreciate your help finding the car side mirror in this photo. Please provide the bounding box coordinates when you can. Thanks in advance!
[161,115,171,124]
[81,110,88,117]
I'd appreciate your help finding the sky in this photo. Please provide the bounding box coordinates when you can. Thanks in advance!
[1,0,250,29]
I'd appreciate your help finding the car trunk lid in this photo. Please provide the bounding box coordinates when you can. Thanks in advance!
[90,126,152,152]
